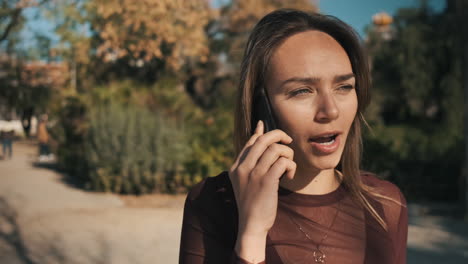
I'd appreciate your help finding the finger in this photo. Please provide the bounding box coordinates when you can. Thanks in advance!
[285,160,296,180]
[230,121,263,198]
[255,120,264,135]
[264,157,296,184]
[238,129,293,173]
[231,120,264,170]
[250,143,294,180]
[263,143,294,161]
[245,120,264,146]
[255,129,293,147]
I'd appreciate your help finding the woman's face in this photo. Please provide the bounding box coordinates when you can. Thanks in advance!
[266,30,358,172]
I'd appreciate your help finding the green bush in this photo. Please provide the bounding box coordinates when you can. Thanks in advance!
[55,79,237,194]
[182,108,235,186]
[85,103,190,194]
[55,96,90,182]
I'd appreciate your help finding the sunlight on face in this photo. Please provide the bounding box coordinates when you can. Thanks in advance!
[266,30,358,172]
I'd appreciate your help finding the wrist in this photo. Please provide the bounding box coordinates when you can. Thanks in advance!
[235,232,267,263]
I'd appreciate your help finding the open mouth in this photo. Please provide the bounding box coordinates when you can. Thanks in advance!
[309,134,338,146]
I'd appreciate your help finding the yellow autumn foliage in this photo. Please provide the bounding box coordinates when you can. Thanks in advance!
[226,0,317,33]
[90,0,217,71]
[223,0,318,66]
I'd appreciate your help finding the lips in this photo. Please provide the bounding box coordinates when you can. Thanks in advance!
[309,131,341,143]
[308,131,341,154]
[309,134,337,144]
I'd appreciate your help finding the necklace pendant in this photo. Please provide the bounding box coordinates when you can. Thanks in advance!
[313,249,326,263]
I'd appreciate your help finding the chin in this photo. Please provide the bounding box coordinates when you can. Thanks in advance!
[308,158,340,171]
[301,149,343,171]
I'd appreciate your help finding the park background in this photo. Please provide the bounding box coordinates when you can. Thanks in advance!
[0,0,467,263]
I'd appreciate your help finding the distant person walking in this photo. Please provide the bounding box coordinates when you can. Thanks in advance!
[37,114,52,162]
[1,119,14,159]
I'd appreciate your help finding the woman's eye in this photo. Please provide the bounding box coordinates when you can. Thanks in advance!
[337,85,354,91]
[291,88,311,96]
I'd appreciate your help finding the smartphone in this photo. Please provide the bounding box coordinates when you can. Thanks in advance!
[251,87,278,135]
[251,88,289,180]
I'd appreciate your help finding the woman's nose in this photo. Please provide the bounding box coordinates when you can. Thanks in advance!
[314,93,339,122]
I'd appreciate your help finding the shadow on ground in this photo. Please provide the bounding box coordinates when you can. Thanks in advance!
[31,160,89,192]
[408,246,468,264]
[408,212,468,264]
[0,197,35,264]
[0,197,128,264]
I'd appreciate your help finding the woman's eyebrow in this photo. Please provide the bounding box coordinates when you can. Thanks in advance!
[279,73,355,89]
[333,73,355,83]
[279,76,320,89]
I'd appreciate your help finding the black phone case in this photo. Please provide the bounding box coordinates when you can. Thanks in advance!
[252,88,288,179]
[251,88,278,134]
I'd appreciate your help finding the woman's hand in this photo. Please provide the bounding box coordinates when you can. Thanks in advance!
[229,120,296,262]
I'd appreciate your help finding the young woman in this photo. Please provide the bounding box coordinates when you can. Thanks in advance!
[179,9,408,264]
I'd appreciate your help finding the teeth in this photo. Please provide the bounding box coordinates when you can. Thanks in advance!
[318,139,335,145]
[311,134,337,139]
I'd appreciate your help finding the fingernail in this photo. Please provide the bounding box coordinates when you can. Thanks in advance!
[254,120,261,133]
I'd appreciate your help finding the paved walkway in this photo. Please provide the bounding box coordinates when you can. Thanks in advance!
[0,141,467,263]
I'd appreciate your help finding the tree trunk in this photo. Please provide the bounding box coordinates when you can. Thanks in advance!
[21,107,33,138]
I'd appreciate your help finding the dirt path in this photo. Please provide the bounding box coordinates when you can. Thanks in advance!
[0,141,467,263]
[0,141,186,264]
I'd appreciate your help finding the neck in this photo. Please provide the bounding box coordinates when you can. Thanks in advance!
[279,167,341,195]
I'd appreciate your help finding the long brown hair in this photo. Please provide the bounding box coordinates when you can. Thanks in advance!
[233,9,394,230]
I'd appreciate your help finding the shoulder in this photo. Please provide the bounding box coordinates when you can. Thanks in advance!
[186,171,234,204]
[182,171,238,241]
[360,171,406,206]
[360,171,408,234]
[184,171,237,218]
[359,172,408,261]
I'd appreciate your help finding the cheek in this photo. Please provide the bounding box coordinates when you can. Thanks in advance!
[275,103,313,136]
[341,95,359,128]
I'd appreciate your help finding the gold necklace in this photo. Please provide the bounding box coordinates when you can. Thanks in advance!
[286,199,341,263]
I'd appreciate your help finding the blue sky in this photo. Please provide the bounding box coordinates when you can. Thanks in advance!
[318,0,445,38]
[19,8,59,51]
[20,0,445,51]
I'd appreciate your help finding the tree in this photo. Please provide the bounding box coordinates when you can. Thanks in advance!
[454,0,468,218]
[183,0,318,110]
[220,0,317,69]
[0,56,68,136]
[365,1,463,202]
[0,0,56,134]
[0,0,50,42]
[91,0,215,80]
[1,0,26,43]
